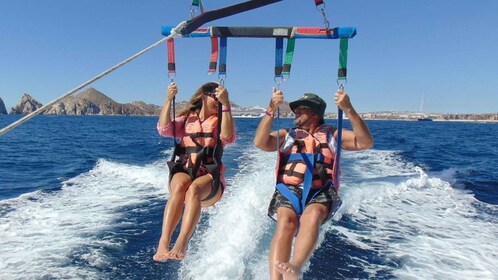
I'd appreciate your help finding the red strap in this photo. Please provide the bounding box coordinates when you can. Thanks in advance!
[295,27,333,37]
[167,39,175,74]
[208,37,219,74]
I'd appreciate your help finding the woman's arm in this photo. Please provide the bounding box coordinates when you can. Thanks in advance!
[158,82,178,127]
[216,86,235,143]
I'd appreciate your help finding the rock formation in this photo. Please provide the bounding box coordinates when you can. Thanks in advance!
[0,98,7,114]
[43,88,161,116]
[10,93,43,114]
[7,88,293,117]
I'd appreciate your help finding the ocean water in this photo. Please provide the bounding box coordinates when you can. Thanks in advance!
[0,115,497,279]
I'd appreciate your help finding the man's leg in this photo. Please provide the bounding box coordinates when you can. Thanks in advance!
[270,207,299,280]
[275,203,328,279]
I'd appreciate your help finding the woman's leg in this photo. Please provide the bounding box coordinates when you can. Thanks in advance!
[168,174,221,260]
[153,173,192,261]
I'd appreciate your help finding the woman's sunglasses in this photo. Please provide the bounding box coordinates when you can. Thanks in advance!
[203,91,219,102]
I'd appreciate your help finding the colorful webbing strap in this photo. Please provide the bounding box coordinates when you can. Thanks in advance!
[208,37,219,74]
[274,38,284,77]
[282,38,295,77]
[167,39,177,145]
[218,37,227,82]
[338,38,348,79]
[167,39,176,77]
[334,38,349,193]
[274,38,295,79]
[163,26,356,40]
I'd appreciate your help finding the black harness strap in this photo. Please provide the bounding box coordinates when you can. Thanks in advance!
[181,0,283,35]
[203,102,224,201]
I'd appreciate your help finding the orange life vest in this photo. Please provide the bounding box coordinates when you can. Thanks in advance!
[275,125,338,216]
[168,113,223,181]
[277,125,337,188]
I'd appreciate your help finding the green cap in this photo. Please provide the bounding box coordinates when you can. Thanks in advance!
[289,93,327,118]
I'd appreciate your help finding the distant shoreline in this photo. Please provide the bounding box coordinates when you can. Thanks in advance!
[2,114,497,124]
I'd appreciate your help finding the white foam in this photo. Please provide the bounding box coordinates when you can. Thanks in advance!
[0,158,169,279]
[180,148,277,280]
[324,149,498,279]
[2,145,496,280]
[178,147,498,279]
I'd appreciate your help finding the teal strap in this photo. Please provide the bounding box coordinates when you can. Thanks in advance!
[335,38,349,193]
[338,38,348,79]
[282,38,295,77]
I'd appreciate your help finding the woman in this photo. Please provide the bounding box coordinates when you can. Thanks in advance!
[153,81,235,261]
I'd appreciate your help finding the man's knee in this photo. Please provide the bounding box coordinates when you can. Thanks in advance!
[276,210,299,235]
[301,205,328,226]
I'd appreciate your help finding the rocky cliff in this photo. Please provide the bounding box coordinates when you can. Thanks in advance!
[43,88,161,116]
[8,88,161,116]
[10,93,43,114]
[0,98,7,114]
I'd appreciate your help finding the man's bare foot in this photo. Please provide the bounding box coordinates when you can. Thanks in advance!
[275,261,301,280]
[168,242,187,261]
[153,238,171,262]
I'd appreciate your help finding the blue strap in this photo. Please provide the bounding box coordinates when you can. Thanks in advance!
[219,37,227,76]
[275,38,284,77]
[287,153,324,162]
[334,108,343,192]
[277,153,315,216]
[300,154,315,213]
[277,183,302,214]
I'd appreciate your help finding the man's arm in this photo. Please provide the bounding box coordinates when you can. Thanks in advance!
[254,88,286,151]
[334,89,373,151]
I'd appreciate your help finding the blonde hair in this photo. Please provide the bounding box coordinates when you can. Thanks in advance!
[177,81,219,117]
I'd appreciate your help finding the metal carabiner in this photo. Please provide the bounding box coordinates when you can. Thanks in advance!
[218,73,227,87]
[337,78,347,89]
[274,76,283,90]
[168,72,176,83]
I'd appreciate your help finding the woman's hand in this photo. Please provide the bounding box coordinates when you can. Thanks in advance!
[166,82,178,102]
[215,86,230,107]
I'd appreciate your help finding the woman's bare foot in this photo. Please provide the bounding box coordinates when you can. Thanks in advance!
[275,261,302,280]
[168,242,187,261]
[153,238,171,262]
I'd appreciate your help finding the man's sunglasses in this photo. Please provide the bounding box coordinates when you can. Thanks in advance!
[295,105,311,111]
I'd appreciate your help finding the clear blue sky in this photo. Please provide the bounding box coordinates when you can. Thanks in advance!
[1,0,497,114]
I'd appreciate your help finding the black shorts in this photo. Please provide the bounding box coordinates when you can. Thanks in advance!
[268,184,340,222]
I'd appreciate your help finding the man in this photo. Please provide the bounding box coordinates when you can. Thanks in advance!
[253,87,373,280]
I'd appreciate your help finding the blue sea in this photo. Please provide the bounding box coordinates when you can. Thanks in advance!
[1,115,497,279]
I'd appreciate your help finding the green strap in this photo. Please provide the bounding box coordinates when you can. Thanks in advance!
[338,38,348,79]
[282,38,295,76]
